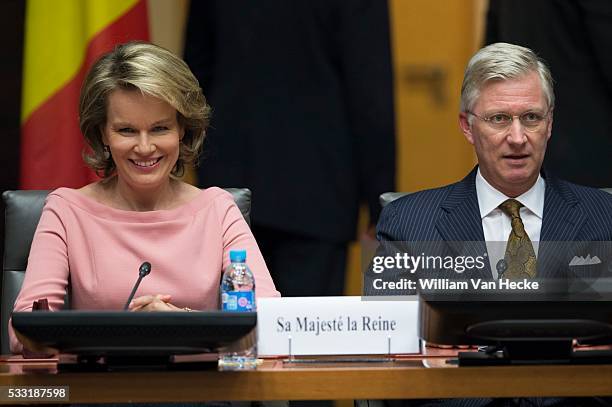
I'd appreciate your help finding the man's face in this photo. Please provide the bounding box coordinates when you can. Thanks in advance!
[459,72,553,197]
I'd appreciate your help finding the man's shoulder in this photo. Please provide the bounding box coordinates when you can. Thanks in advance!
[383,181,462,214]
[545,177,612,239]
[376,180,471,241]
[547,177,612,208]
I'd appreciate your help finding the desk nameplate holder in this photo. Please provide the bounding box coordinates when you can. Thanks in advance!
[257,296,420,362]
[282,334,420,364]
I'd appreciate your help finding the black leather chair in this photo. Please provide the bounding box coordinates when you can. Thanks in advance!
[379,191,409,208]
[1,188,252,354]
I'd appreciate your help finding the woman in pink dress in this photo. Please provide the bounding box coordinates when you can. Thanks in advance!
[10,42,279,354]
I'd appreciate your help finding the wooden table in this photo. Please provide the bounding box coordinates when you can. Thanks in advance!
[1,351,612,404]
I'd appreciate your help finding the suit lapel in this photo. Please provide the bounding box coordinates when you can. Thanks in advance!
[538,176,587,278]
[540,177,586,241]
[435,168,492,279]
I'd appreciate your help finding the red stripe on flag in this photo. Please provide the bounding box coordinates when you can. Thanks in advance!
[20,0,149,189]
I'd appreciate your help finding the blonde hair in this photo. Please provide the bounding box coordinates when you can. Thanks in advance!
[79,41,211,178]
[460,42,554,114]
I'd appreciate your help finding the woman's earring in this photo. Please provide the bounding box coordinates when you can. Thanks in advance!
[103,145,111,160]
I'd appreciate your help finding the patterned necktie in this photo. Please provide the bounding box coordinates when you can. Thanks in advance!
[499,199,537,279]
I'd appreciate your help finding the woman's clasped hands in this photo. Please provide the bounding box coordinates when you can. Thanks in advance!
[128,294,186,312]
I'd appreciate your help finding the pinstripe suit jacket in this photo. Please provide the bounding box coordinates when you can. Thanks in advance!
[375,167,612,283]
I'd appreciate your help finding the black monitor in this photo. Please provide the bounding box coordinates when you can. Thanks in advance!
[12,311,256,369]
[418,296,612,365]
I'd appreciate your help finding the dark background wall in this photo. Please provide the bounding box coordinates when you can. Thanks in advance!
[0,0,25,269]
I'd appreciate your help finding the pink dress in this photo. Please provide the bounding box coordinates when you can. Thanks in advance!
[10,187,280,353]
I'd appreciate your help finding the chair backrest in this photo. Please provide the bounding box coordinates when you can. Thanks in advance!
[1,188,251,354]
[379,192,410,208]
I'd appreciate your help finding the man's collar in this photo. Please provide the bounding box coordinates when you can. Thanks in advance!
[475,168,545,219]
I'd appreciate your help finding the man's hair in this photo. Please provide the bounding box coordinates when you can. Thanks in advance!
[460,42,555,113]
[79,41,211,178]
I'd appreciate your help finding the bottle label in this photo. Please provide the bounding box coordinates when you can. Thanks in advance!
[222,291,255,311]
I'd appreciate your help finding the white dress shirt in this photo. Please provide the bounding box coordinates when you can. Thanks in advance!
[475,168,545,278]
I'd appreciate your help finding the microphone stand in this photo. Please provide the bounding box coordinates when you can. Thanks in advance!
[124,262,151,310]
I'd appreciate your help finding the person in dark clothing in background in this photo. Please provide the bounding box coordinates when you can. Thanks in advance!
[486,0,612,188]
[184,0,396,298]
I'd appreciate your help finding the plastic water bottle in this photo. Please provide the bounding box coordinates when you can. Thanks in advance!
[219,249,258,370]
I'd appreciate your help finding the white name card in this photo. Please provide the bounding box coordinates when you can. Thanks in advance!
[257,296,419,356]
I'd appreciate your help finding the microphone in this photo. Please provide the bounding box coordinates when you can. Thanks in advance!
[496,259,507,279]
[124,262,152,310]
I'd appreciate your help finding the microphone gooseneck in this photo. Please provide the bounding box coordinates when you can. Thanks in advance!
[124,261,152,310]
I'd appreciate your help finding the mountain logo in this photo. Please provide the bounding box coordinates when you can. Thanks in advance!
[569,255,602,267]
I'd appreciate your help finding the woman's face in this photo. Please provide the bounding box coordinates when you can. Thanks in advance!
[103,89,182,192]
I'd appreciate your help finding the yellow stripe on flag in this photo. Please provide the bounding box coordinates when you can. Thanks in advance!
[22,0,139,122]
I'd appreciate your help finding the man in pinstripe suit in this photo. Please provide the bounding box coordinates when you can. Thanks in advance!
[375,43,611,287]
[367,43,612,406]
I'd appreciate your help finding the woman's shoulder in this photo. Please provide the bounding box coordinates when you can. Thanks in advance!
[200,186,235,200]
[191,186,237,211]
[46,186,89,205]
[47,183,110,208]
[41,184,111,218]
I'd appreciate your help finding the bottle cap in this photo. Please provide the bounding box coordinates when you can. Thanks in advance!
[229,249,247,263]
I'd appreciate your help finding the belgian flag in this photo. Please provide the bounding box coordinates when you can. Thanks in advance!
[20,0,149,189]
